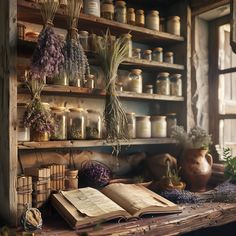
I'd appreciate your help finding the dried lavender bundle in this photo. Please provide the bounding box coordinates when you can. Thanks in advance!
[63,0,90,85]
[30,0,64,81]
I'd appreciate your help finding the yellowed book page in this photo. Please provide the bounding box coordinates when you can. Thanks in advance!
[101,183,177,216]
[61,187,128,217]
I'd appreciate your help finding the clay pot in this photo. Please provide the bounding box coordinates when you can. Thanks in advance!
[180,148,213,192]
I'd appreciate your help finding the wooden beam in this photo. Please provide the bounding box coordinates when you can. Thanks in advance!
[0,0,18,226]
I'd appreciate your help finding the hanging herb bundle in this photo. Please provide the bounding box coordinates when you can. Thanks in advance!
[30,0,64,81]
[64,0,90,86]
[94,30,129,154]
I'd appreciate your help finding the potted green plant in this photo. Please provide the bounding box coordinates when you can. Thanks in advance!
[171,126,213,192]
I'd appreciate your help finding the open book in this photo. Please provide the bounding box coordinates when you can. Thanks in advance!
[51,183,181,229]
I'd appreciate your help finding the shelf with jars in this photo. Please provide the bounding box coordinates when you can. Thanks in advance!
[17,0,184,44]
[18,137,176,150]
[17,84,184,102]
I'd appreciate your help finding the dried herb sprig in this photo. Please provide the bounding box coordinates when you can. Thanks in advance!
[30,0,64,81]
[94,30,129,154]
[64,0,90,86]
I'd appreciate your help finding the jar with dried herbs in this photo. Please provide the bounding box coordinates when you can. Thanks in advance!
[132,48,141,59]
[68,108,86,140]
[126,112,136,139]
[156,72,170,95]
[143,50,152,61]
[136,116,151,138]
[151,115,167,138]
[86,109,102,139]
[127,8,135,25]
[83,0,101,17]
[79,31,89,51]
[146,10,159,31]
[18,103,30,142]
[170,74,182,96]
[50,107,67,140]
[51,71,69,86]
[101,0,114,20]
[164,51,174,64]
[115,1,127,24]
[128,69,143,93]
[152,47,163,62]
[136,9,145,27]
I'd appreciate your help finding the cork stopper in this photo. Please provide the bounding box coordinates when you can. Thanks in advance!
[158,72,170,77]
[153,47,163,52]
[50,106,66,112]
[131,69,142,75]
[116,1,126,7]
[149,10,159,16]
[165,51,174,57]
[136,9,144,14]
[168,16,180,21]
[151,115,166,120]
[144,49,152,54]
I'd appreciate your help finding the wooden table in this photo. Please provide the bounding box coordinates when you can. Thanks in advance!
[30,202,236,236]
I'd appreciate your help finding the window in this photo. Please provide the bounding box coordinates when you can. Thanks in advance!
[209,17,236,156]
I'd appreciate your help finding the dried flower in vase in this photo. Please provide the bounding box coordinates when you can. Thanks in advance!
[30,0,64,81]
[63,0,90,86]
[94,30,129,154]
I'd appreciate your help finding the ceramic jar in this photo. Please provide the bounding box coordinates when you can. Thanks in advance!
[83,0,100,17]
[181,149,213,192]
[128,69,143,93]
[146,10,159,31]
[136,116,151,138]
[167,16,181,36]
[50,107,67,140]
[136,9,145,27]
[151,116,167,138]
[127,8,135,25]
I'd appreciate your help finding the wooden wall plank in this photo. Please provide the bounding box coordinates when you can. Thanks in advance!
[0,0,18,225]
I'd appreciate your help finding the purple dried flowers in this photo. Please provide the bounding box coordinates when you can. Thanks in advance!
[23,98,55,134]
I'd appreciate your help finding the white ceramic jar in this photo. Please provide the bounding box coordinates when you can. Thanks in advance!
[151,116,167,138]
[136,116,151,138]
[83,0,100,17]
[146,10,159,31]
[167,16,181,35]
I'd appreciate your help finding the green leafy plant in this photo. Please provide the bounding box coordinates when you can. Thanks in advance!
[171,126,212,149]
[223,147,236,182]
[166,160,182,186]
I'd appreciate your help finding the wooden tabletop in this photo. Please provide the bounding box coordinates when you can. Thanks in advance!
[28,202,236,236]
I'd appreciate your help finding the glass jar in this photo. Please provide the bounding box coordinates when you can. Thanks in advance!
[132,48,141,59]
[156,72,170,95]
[128,69,143,93]
[85,74,95,89]
[136,9,145,27]
[166,113,177,137]
[127,8,135,25]
[146,10,159,31]
[50,107,67,140]
[116,82,123,92]
[83,0,100,17]
[144,84,153,94]
[69,76,82,87]
[79,31,89,51]
[152,47,163,62]
[65,169,78,190]
[164,51,174,64]
[160,17,165,32]
[52,71,69,86]
[170,74,182,96]
[136,116,151,138]
[17,103,30,142]
[126,112,136,139]
[167,16,181,36]
[101,0,114,20]
[86,109,102,139]
[68,108,86,140]
[122,33,132,58]
[115,1,127,24]
[143,50,152,61]
[151,116,167,138]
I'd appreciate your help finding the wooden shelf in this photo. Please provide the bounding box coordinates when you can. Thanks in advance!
[18,84,184,102]
[18,138,176,150]
[17,39,185,72]
[17,0,184,44]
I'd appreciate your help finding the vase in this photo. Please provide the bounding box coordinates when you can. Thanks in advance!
[180,148,213,192]
[30,130,49,142]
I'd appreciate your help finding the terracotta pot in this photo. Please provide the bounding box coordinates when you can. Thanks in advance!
[180,148,213,192]
[30,130,49,142]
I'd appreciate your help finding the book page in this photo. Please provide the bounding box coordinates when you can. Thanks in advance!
[61,187,127,217]
[101,183,178,216]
